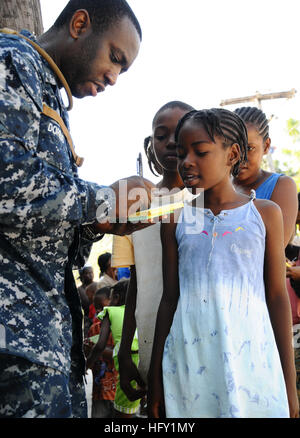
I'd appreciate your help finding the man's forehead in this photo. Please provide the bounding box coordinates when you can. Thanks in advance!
[101,16,140,64]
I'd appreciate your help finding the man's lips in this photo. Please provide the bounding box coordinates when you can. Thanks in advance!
[89,81,105,97]
[93,81,105,93]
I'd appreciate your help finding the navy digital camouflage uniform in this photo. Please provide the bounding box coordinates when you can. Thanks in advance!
[0,30,107,417]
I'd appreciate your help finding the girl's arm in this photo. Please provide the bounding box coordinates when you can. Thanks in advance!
[86,314,111,370]
[147,217,180,418]
[271,175,298,248]
[118,265,147,401]
[256,199,299,418]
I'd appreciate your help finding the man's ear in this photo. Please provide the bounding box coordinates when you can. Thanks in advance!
[69,9,91,39]
[263,137,271,155]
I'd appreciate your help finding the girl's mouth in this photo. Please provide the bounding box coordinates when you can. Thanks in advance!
[183,174,199,186]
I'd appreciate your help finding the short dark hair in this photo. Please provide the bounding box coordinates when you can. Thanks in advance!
[175,108,248,177]
[95,286,111,300]
[234,107,269,142]
[98,252,111,274]
[144,101,195,177]
[53,0,142,40]
[79,265,93,279]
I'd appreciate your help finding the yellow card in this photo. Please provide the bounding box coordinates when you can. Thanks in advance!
[128,201,184,222]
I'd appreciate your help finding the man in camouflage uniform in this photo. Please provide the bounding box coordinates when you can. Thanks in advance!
[0,0,151,418]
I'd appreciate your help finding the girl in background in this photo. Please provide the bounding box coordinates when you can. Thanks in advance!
[233,106,298,247]
[112,101,195,407]
[86,279,140,418]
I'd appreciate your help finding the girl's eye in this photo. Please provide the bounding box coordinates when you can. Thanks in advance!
[247,146,255,151]
[155,135,167,141]
[196,151,208,157]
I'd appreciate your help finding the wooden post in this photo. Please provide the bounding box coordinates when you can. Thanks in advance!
[0,0,43,36]
[220,89,296,108]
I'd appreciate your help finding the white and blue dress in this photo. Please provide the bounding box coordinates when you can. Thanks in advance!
[162,198,289,418]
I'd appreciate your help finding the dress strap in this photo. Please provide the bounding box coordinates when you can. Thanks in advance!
[250,189,256,200]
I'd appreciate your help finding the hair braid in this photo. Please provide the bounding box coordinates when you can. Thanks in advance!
[143,135,163,177]
[234,106,269,142]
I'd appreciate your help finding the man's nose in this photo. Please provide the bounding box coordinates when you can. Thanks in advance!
[105,69,120,86]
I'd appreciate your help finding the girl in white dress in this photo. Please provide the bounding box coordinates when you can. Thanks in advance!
[148,108,299,418]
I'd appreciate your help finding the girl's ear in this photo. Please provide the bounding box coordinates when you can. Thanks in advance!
[228,143,241,168]
[263,138,271,155]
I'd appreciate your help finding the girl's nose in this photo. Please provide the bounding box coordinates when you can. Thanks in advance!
[166,134,176,150]
[182,153,194,168]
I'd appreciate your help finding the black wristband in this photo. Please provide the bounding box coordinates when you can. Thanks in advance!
[81,224,103,242]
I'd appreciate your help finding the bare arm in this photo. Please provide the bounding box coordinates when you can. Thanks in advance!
[256,199,299,418]
[118,266,146,400]
[147,216,180,418]
[86,314,111,370]
[271,175,298,248]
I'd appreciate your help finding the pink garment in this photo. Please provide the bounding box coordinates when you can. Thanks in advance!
[286,258,300,325]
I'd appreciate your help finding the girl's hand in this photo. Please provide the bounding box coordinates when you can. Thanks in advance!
[147,372,165,418]
[118,355,146,401]
[287,388,300,418]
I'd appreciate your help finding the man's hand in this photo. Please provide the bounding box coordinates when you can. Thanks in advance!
[286,263,300,281]
[94,175,156,235]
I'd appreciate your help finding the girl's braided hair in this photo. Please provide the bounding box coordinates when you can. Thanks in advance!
[234,106,269,142]
[174,108,248,177]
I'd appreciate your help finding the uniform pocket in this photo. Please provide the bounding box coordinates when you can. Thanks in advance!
[0,373,36,418]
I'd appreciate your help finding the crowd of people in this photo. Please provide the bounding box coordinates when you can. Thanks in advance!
[0,0,299,419]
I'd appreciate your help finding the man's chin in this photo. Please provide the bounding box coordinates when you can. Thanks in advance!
[68,82,86,99]
[70,87,85,99]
